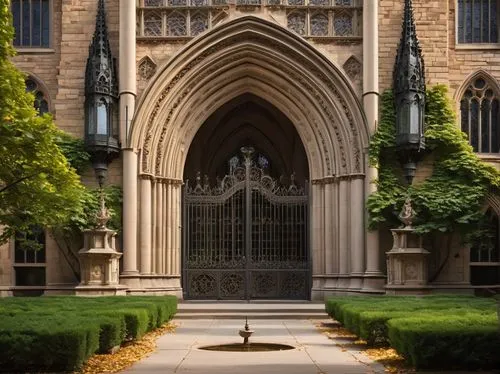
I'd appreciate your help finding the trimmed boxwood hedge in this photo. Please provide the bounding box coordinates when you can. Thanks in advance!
[0,296,177,372]
[388,314,500,369]
[325,295,499,370]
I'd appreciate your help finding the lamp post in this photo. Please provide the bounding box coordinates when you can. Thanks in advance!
[393,0,426,185]
[385,0,430,295]
[84,0,120,188]
[75,0,125,296]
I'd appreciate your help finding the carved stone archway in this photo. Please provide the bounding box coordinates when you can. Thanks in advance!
[121,16,371,299]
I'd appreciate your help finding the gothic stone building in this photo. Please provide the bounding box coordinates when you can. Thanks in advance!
[1,0,500,299]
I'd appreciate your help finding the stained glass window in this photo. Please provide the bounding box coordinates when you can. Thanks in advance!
[167,12,187,36]
[311,12,329,36]
[334,12,353,36]
[191,12,209,36]
[11,0,50,48]
[144,11,163,36]
[287,12,306,35]
[460,77,500,153]
[457,0,499,43]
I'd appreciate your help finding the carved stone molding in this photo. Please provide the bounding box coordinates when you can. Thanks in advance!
[343,55,361,81]
[138,56,157,80]
[132,17,367,179]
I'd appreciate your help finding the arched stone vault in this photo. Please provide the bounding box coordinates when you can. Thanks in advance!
[129,16,369,180]
[123,16,374,298]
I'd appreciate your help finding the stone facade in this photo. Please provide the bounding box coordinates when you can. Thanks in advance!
[2,0,500,298]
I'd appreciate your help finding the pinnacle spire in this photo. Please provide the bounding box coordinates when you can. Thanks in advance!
[393,0,426,184]
[85,0,117,97]
[393,0,426,96]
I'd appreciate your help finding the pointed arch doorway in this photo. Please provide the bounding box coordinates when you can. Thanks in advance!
[182,94,310,300]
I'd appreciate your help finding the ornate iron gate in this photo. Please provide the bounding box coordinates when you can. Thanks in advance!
[182,147,309,299]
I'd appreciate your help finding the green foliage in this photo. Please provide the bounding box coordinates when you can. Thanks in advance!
[55,132,91,174]
[0,0,85,244]
[368,85,500,236]
[0,296,178,372]
[388,315,500,369]
[367,90,405,228]
[325,296,499,370]
[62,184,123,233]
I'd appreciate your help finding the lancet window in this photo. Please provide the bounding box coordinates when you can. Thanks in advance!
[11,0,50,48]
[457,0,499,44]
[460,76,500,153]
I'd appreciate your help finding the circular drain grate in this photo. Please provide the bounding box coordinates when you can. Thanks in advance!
[198,343,295,352]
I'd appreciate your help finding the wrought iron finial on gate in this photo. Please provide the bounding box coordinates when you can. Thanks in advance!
[240,146,255,165]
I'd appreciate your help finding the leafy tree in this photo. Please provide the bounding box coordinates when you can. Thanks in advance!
[0,1,85,244]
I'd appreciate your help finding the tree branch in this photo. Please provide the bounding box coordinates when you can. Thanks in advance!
[0,173,39,194]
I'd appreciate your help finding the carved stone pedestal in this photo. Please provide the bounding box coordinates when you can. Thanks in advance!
[75,228,127,296]
[385,227,430,295]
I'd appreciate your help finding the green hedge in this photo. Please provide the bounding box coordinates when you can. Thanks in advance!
[0,296,177,372]
[325,296,499,370]
[388,315,500,369]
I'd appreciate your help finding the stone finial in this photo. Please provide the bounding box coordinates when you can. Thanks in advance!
[85,0,117,98]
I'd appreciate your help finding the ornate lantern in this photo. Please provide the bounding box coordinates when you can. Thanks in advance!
[84,0,119,186]
[393,0,426,184]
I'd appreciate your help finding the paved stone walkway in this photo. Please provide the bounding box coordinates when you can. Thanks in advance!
[123,318,385,374]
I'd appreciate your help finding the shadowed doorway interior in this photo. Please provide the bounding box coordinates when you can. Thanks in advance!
[182,93,310,300]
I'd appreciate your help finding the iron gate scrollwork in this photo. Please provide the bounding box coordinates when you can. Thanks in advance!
[182,147,310,299]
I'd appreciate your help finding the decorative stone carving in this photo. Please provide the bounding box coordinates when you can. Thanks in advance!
[76,194,126,296]
[343,56,361,81]
[139,56,157,80]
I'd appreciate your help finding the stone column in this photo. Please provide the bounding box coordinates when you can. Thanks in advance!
[337,178,349,289]
[349,177,364,290]
[122,149,138,275]
[362,0,385,291]
[119,1,138,286]
[156,181,163,274]
[324,182,335,288]
[119,0,136,145]
[140,177,152,274]
[310,183,325,298]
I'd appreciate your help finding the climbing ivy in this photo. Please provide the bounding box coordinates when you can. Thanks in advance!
[368,85,500,238]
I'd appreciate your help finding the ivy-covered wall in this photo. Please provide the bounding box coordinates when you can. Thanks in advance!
[369,85,500,284]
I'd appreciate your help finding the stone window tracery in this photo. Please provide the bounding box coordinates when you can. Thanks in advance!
[287,11,307,35]
[25,77,49,115]
[11,0,50,48]
[145,0,164,6]
[138,0,361,39]
[310,12,329,36]
[191,12,209,36]
[144,10,163,36]
[460,76,500,153]
[457,0,499,44]
[167,11,187,36]
[333,11,353,36]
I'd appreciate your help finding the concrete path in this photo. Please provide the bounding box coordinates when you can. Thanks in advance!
[122,318,384,374]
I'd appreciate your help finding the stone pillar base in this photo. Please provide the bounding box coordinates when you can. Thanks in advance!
[386,227,430,295]
[74,285,128,296]
[120,274,182,297]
